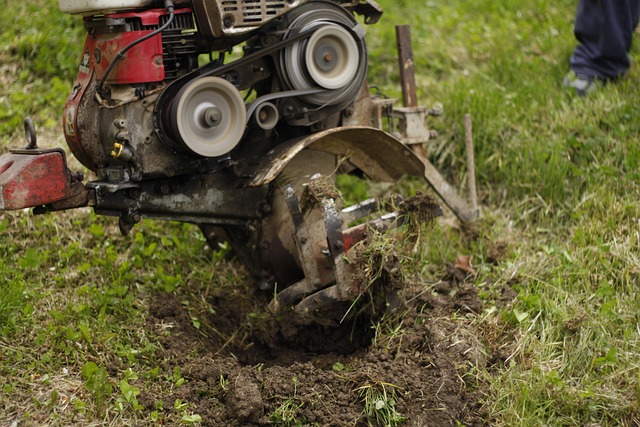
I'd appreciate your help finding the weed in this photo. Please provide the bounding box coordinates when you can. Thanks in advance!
[269,377,308,427]
[115,369,144,414]
[356,381,406,427]
[269,399,306,427]
[81,362,112,415]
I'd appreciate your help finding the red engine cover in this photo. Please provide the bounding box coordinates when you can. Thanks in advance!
[94,8,171,84]
[94,30,165,84]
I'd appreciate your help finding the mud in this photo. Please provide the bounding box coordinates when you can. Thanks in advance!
[142,264,500,426]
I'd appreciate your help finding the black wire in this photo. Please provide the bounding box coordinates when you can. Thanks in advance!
[96,1,175,97]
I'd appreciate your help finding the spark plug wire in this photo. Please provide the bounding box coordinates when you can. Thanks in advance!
[96,0,175,101]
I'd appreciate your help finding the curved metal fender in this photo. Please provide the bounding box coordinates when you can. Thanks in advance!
[245,126,426,187]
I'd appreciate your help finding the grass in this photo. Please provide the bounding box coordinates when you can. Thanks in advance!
[2,0,640,425]
[356,381,406,427]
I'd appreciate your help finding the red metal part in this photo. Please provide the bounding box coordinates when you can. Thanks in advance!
[94,31,164,84]
[342,225,365,253]
[91,8,192,84]
[0,150,73,210]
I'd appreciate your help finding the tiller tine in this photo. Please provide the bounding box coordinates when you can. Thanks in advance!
[269,179,442,324]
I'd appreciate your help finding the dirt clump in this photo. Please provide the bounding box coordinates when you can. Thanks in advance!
[227,370,264,423]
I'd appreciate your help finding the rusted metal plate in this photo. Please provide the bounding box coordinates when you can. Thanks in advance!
[246,126,426,187]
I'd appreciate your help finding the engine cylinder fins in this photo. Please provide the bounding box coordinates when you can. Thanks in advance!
[278,4,367,107]
[169,76,246,158]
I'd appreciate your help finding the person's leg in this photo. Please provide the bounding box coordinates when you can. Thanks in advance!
[570,0,639,80]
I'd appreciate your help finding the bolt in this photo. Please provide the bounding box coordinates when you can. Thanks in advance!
[323,52,333,62]
[154,56,163,65]
[203,107,222,127]
[158,184,170,195]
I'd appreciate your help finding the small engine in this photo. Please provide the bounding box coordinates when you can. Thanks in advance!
[61,0,377,181]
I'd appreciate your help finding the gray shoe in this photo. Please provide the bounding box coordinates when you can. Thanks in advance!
[563,71,596,96]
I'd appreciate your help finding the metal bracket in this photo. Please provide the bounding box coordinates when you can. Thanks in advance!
[393,25,481,223]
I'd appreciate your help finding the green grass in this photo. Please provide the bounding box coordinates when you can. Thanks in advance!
[369,0,640,424]
[0,0,82,141]
[2,0,640,425]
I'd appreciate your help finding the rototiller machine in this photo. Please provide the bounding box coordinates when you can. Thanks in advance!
[0,0,477,324]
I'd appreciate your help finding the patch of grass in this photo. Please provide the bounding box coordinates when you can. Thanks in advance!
[268,377,309,427]
[269,398,307,427]
[0,277,29,336]
[356,381,406,427]
[0,0,83,141]
[0,209,216,425]
[367,1,640,424]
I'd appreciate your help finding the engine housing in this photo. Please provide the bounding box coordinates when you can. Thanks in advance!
[63,0,371,182]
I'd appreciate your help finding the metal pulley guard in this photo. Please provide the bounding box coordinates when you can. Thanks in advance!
[245,126,426,187]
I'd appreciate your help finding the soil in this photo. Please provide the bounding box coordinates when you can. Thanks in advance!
[143,260,502,426]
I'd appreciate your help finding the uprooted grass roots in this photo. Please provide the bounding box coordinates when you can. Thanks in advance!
[299,174,343,212]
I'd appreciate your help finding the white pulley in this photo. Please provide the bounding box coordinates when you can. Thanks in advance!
[305,24,358,90]
[278,5,367,107]
[173,76,246,157]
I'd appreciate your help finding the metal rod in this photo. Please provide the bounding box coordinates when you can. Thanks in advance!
[395,25,418,108]
[464,113,479,215]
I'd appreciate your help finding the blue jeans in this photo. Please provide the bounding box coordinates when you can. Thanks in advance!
[570,0,640,80]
